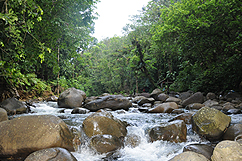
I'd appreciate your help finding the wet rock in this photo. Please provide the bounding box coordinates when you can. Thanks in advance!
[82,110,127,138]
[137,97,155,106]
[179,91,193,101]
[226,108,241,114]
[24,147,77,161]
[149,120,187,143]
[139,92,151,98]
[223,124,242,140]
[124,134,141,148]
[222,102,235,112]
[156,93,169,102]
[0,115,74,159]
[0,108,8,122]
[165,97,182,104]
[186,103,205,110]
[90,134,123,154]
[206,92,216,100]
[203,100,219,107]
[170,151,209,161]
[168,113,193,124]
[150,88,163,100]
[71,107,90,114]
[211,140,242,161]
[83,95,132,112]
[0,97,27,115]
[182,92,204,107]
[148,102,178,113]
[191,107,231,141]
[58,87,86,108]
[183,144,214,160]
[141,103,152,108]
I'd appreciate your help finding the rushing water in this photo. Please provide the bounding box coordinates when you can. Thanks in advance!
[16,101,242,161]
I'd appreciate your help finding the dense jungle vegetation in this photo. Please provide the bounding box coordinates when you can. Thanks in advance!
[0,0,241,101]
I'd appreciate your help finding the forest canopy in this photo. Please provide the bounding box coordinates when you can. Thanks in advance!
[0,0,241,100]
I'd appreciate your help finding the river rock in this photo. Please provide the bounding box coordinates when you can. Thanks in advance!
[149,120,187,143]
[0,115,74,159]
[71,107,90,114]
[156,93,169,102]
[206,92,216,100]
[137,97,155,106]
[211,140,242,161]
[58,87,86,108]
[170,151,209,161]
[165,97,182,104]
[179,91,193,101]
[226,108,242,114]
[24,147,77,161]
[148,102,178,113]
[0,108,8,122]
[203,100,219,107]
[168,113,193,124]
[183,144,214,160]
[90,134,123,154]
[191,107,231,141]
[83,95,132,112]
[150,88,163,100]
[223,124,242,140]
[45,95,58,102]
[0,97,27,115]
[182,92,204,107]
[186,103,205,110]
[82,110,127,138]
[222,102,235,112]
[124,134,141,148]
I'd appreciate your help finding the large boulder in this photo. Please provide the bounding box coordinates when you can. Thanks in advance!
[90,134,123,154]
[82,110,127,138]
[191,107,231,141]
[148,102,178,113]
[182,92,204,107]
[0,97,27,115]
[0,108,8,122]
[170,151,209,161]
[24,147,77,161]
[223,124,242,140]
[83,95,132,112]
[149,120,187,143]
[58,87,86,108]
[183,144,214,160]
[0,115,74,159]
[211,140,242,161]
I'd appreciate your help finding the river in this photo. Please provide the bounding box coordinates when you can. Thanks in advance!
[15,101,242,161]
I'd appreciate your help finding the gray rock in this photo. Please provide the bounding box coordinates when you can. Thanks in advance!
[58,87,86,108]
[0,97,27,115]
[203,100,219,107]
[71,107,90,114]
[182,92,204,107]
[223,124,242,140]
[186,103,205,110]
[83,95,132,112]
[183,144,214,160]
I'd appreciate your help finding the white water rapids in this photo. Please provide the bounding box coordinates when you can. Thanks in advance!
[17,101,242,161]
